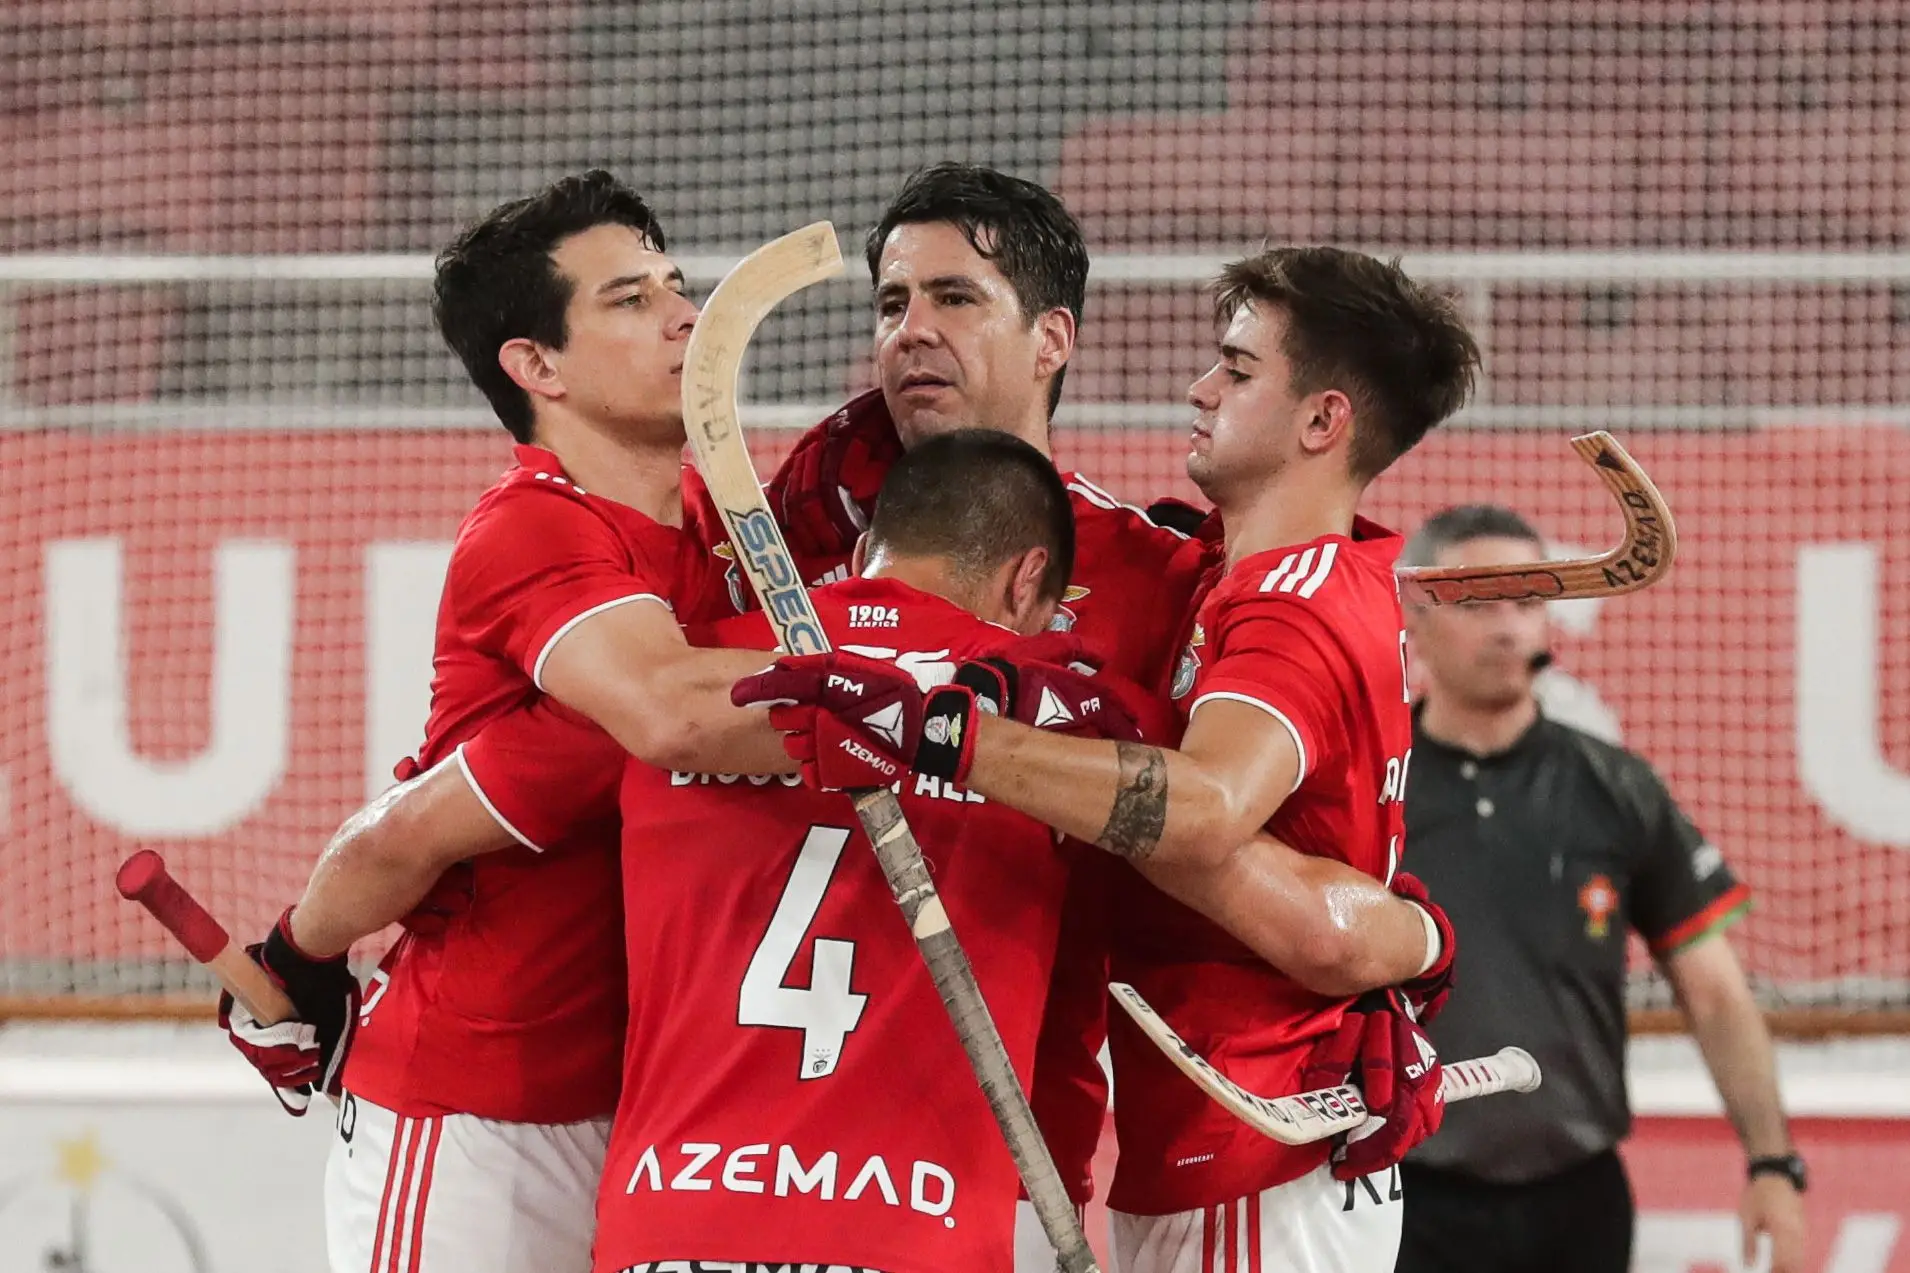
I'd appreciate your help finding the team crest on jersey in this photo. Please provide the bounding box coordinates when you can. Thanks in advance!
[1578,873,1619,939]
[1171,622,1206,700]
[709,541,846,614]
[710,542,749,615]
[1047,585,1091,633]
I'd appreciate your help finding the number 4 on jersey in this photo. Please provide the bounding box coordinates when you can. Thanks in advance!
[738,825,869,1080]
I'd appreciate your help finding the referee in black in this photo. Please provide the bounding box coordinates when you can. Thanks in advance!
[1394,505,1807,1273]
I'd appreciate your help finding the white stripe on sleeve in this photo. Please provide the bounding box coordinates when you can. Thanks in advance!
[1189,690,1308,794]
[454,744,546,853]
[530,592,672,690]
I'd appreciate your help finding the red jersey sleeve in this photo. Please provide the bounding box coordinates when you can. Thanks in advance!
[454,696,626,853]
[453,482,675,689]
[1191,595,1352,789]
[682,609,777,651]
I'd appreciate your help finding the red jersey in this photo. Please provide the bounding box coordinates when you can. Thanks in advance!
[595,576,1124,1273]
[1053,474,1216,697]
[1026,476,1220,1202]
[345,444,724,1124]
[1107,517,1415,1213]
[776,462,1213,699]
[763,403,1222,1204]
[763,465,1216,1204]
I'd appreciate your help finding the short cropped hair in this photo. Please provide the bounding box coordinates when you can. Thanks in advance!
[1215,247,1481,480]
[867,162,1089,418]
[434,170,667,442]
[1400,504,1545,570]
[869,429,1074,601]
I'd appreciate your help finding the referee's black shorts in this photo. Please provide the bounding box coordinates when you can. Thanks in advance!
[1397,1149,1634,1273]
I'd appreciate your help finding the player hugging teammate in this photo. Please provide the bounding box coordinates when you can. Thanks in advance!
[221,163,1470,1273]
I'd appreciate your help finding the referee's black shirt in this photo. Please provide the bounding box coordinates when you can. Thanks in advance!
[1402,708,1750,1184]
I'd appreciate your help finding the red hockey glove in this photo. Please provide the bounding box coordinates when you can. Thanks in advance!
[733,642,1140,791]
[1143,496,1212,537]
[1298,988,1444,1181]
[1144,496,1226,546]
[733,651,977,790]
[219,907,361,1116]
[1390,870,1456,1023]
[953,646,1142,744]
[767,389,904,564]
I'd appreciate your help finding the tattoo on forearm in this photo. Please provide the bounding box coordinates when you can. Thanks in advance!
[1098,743,1168,860]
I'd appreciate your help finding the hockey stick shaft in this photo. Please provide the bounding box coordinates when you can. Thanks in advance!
[1397,431,1676,605]
[683,223,1098,1273]
[115,850,295,1024]
[1111,982,1540,1145]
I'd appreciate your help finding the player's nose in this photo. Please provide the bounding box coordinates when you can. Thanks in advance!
[1187,365,1222,410]
[893,296,942,347]
[667,290,700,336]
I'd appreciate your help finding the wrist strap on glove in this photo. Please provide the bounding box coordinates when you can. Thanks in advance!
[915,685,982,783]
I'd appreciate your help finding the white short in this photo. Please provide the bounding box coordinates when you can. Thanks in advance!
[1109,1163,1403,1273]
[323,1089,610,1273]
[1013,1197,1095,1273]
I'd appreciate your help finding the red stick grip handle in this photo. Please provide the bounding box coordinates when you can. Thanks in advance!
[116,850,231,963]
[115,851,295,1024]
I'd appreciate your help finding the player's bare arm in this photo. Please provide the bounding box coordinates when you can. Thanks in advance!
[967,700,1436,988]
[968,696,1298,866]
[536,597,795,775]
[282,606,795,963]
[1138,835,1433,995]
[287,758,517,958]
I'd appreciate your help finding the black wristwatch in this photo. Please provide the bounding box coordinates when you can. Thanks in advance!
[1747,1153,1808,1193]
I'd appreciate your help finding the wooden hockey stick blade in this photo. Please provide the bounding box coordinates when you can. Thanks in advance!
[1397,431,1676,605]
[116,850,295,1025]
[1110,982,1540,1145]
[682,224,1100,1273]
[684,220,841,656]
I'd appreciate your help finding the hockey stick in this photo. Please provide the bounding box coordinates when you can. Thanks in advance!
[116,850,295,1025]
[683,222,1100,1273]
[1397,431,1676,605]
[1110,982,1540,1144]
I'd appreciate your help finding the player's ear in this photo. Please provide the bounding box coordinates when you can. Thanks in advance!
[1032,306,1075,387]
[850,532,871,577]
[1300,388,1354,459]
[1005,547,1056,635]
[498,338,566,404]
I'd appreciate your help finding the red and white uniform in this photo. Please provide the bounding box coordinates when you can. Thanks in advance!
[1108,517,1415,1273]
[326,444,725,1273]
[1020,476,1218,1225]
[1054,473,1218,697]
[774,470,1217,1230]
[594,576,1133,1273]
